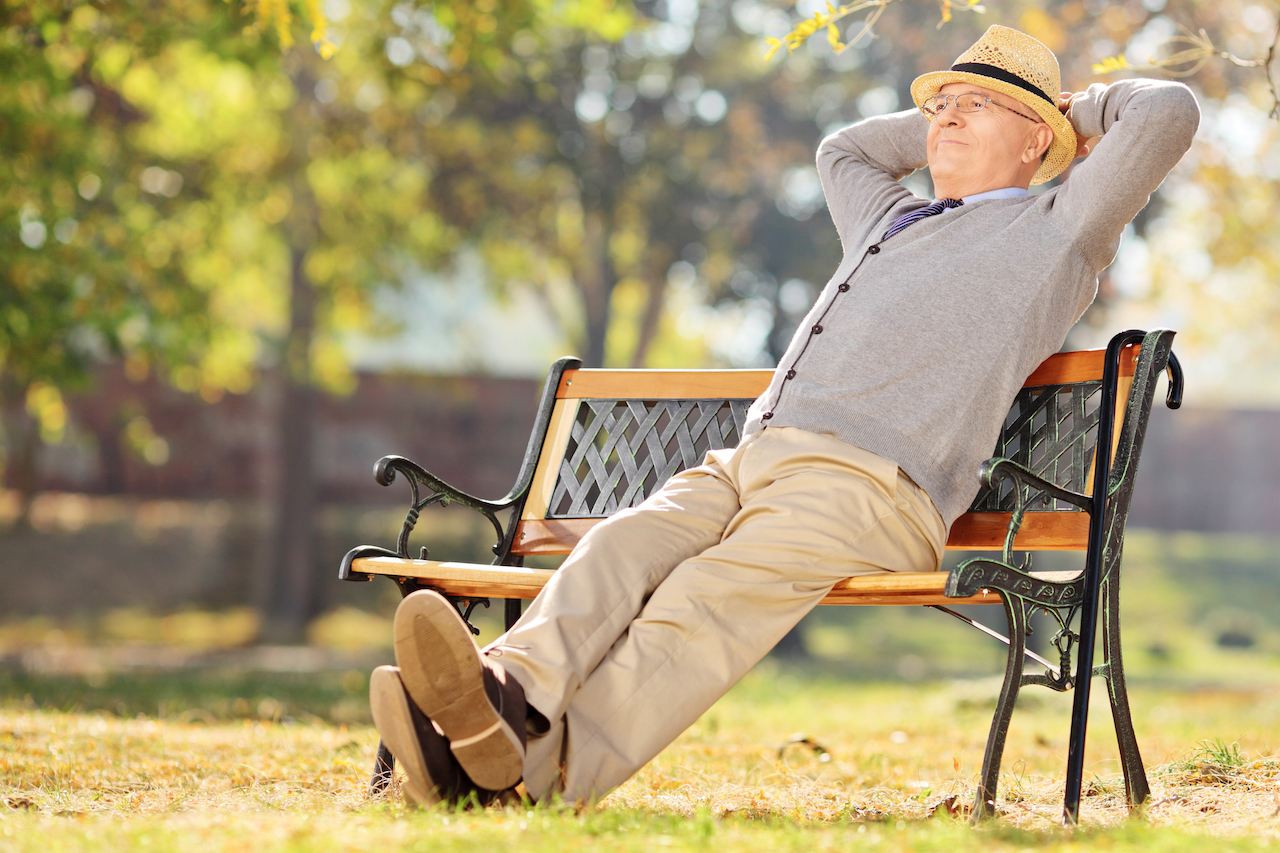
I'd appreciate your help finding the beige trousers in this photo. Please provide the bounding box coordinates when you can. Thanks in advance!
[484,426,946,803]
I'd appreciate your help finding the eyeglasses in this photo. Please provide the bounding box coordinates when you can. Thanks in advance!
[920,92,1040,123]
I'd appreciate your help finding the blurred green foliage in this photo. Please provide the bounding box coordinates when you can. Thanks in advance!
[3,0,1277,406]
[0,0,645,470]
[4,0,1276,450]
[0,3,225,411]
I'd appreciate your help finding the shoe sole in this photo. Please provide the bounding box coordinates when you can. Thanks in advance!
[368,665,440,807]
[394,591,524,791]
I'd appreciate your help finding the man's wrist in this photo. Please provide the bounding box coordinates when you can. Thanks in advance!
[1066,82,1111,139]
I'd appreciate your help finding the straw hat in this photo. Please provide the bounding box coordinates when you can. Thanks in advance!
[911,25,1076,185]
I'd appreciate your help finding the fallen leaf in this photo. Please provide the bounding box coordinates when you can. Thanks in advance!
[929,795,967,819]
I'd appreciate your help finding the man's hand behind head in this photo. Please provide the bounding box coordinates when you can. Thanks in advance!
[1059,92,1093,160]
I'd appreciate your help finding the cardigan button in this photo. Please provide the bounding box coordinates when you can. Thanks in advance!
[868,245,881,254]
[761,411,773,420]
[838,283,850,292]
[785,369,796,379]
[811,324,823,334]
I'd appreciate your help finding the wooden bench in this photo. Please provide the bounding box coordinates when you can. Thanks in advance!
[340,328,1182,824]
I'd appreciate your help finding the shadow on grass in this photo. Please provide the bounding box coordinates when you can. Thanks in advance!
[0,667,373,724]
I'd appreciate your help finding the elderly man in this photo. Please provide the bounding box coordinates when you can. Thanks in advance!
[369,25,1200,807]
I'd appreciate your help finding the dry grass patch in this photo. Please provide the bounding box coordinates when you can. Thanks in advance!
[1,710,369,816]
[5,670,1280,851]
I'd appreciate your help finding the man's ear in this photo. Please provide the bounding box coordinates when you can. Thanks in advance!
[1024,123,1054,164]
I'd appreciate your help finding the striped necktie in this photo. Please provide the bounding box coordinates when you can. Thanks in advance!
[882,198,963,241]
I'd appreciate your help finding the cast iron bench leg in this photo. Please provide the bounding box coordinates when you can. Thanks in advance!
[505,598,523,631]
[369,740,396,797]
[1100,576,1150,807]
[971,594,1032,821]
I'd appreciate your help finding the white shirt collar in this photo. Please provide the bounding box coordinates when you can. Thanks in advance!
[960,187,1030,204]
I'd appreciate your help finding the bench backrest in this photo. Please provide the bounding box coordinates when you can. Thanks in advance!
[506,336,1169,559]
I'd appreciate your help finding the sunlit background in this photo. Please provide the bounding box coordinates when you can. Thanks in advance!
[2,0,1278,698]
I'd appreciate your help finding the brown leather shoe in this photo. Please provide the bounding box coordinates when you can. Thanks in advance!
[393,590,527,790]
[368,665,509,807]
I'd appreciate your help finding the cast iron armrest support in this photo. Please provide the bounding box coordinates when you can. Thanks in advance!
[337,455,523,582]
[338,357,582,584]
[375,454,519,555]
[978,457,1092,569]
[942,456,1099,821]
[945,458,1093,689]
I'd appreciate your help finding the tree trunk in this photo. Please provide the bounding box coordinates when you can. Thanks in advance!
[260,57,322,643]
[576,130,617,369]
[0,374,39,529]
[629,249,673,368]
[261,244,319,642]
[578,209,614,368]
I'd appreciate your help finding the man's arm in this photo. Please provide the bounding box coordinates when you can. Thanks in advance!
[1052,79,1200,271]
[817,109,931,249]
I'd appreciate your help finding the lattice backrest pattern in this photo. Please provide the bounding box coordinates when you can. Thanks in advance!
[970,381,1103,512]
[547,399,752,518]
[545,381,1104,519]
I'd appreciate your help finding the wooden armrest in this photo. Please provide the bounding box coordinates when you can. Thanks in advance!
[825,572,1000,605]
[352,557,554,598]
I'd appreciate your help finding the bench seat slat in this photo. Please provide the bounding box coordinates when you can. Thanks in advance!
[945,511,1091,550]
[350,557,1088,606]
[511,511,1092,556]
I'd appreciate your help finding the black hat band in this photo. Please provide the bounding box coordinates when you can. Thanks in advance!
[949,62,1055,106]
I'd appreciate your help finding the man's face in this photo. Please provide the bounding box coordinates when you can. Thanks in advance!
[925,82,1046,194]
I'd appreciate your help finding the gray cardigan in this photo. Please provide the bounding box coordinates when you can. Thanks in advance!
[742,79,1200,528]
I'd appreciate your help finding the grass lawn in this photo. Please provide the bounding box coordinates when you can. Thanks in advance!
[5,664,1280,852]
[5,529,1280,849]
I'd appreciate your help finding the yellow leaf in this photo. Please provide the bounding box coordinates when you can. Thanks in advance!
[304,0,326,39]
[827,23,843,51]
[272,0,293,48]
[764,36,784,61]
[302,0,335,55]
[1091,55,1130,74]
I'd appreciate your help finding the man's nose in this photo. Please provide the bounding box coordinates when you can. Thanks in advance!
[935,101,964,125]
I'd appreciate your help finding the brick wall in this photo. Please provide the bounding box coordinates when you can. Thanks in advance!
[35,365,544,504]
[24,365,1280,529]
